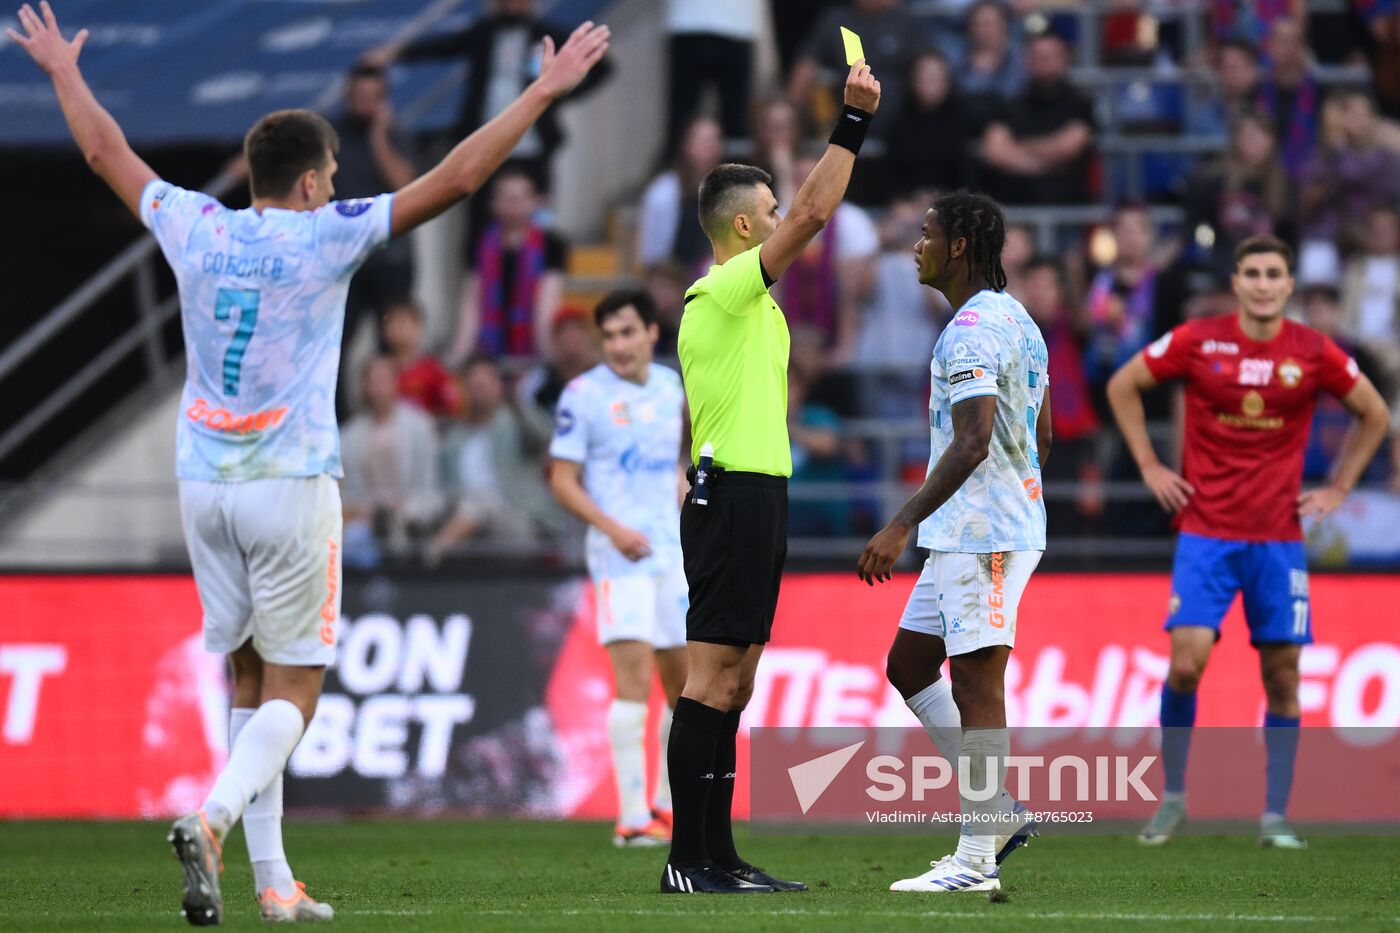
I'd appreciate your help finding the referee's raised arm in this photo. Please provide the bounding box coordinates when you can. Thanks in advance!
[759,60,881,281]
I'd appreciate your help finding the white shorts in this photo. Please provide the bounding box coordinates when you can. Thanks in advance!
[594,562,688,649]
[898,550,1041,656]
[179,475,342,666]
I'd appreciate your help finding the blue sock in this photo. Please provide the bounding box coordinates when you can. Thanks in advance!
[1160,684,1197,795]
[1264,712,1300,817]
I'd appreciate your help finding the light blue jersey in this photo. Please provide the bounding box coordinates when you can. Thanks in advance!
[141,179,393,481]
[549,363,686,578]
[921,289,1049,553]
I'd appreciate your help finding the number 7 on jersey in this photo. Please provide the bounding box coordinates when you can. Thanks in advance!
[214,288,260,396]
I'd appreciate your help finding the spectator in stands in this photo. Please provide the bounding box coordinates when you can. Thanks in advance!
[1300,89,1400,258]
[752,98,803,203]
[1211,0,1306,46]
[644,260,690,360]
[1363,1,1400,119]
[788,365,851,537]
[1084,202,1162,394]
[855,196,944,377]
[789,325,851,535]
[785,0,923,140]
[772,150,881,363]
[341,356,445,567]
[856,197,945,423]
[1183,109,1293,277]
[332,63,417,419]
[980,31,1098,205]
[1340,205,1400,394]
[1001,222,1035,298]
[1255,16,1320,178]
[516,305,600,418]
[882,51,977,199]
[635,115,723,272]
[450,169,568,364]
[382,300,462,418]
[364,0,611,195]
[1020,256,1102,536]
[663,0,760,156]
[1300,283,1399,488]
[431,356,558,557]
[953,0,1026,126]
[1184,38,1262,138]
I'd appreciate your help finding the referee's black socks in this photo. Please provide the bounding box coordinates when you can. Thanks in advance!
[705,709,744,870]
[667,697,726,868]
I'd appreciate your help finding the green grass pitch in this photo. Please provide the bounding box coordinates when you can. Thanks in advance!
[1,821,1397,931]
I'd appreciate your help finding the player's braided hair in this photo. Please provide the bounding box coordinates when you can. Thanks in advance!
[932,191,1008,292]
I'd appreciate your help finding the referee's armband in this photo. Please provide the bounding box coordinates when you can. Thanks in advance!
[829,105,874,156]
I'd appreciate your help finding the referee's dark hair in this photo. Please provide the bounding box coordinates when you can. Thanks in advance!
[698,163,773,242]
[933,190,1008,291]
[594,289,657,329]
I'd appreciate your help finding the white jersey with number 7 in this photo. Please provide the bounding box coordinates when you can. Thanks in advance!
[140,178,393,482]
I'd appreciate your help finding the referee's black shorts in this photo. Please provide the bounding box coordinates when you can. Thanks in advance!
[680,470,788,646]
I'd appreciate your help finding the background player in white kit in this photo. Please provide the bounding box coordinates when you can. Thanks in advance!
[549,291,690,848]
[6,3,609,924]
[858,192,1051,895]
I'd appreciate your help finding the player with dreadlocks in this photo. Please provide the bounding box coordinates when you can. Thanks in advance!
[858,191,1051,895]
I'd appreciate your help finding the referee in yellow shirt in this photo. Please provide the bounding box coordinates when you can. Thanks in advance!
[659,60,881,895]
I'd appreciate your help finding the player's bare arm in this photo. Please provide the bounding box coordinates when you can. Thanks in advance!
[1107,352,1194,513]
[8,2,157,219]
[759,61,880,280]
[1298,374,1390,520]
[1036,392,1053,470]
[857,395,996,586]
[548,459,652,561]
[389,21,610,238]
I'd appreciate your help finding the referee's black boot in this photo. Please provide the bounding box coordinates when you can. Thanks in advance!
[726,862,808,892]
[660,862,774,894]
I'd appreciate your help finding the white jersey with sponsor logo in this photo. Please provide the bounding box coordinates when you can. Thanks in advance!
[921,289,1049,553]
[140,179,393,481]
[549,363,686,578]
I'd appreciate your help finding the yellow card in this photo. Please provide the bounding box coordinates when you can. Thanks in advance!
[840,26,864,66]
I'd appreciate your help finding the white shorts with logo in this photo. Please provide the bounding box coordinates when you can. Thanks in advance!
[593,561,688,649]
[898,550,1042,656]
[179,474,341,666]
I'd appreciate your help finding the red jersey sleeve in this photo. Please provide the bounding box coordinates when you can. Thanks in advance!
[1141,322,1195,383]
[1318,336,1362,399]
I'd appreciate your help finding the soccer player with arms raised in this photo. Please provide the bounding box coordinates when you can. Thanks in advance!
[7,3,609,923]
[858,192,1049,895]
[1107,236,1390,847]
[549,291,689,849]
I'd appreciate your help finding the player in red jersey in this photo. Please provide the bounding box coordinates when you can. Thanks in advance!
[1107,235,1390,848]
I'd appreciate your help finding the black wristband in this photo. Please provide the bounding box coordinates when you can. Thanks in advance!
[829,105,874,155]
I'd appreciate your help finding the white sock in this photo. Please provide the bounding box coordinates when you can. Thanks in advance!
[203,699,305,840]
[904,679,961,763]
[956,727,1012,869]
[231,708,296,898]
[608,699,651,829]
[652,704,673,813]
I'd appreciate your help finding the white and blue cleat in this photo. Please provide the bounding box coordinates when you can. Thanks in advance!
[889,854,1001,893]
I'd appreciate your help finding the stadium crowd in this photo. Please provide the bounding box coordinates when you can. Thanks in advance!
[329,0,1400,567]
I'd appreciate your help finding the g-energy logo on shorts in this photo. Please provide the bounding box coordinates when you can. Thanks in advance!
[949,368,985,385]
